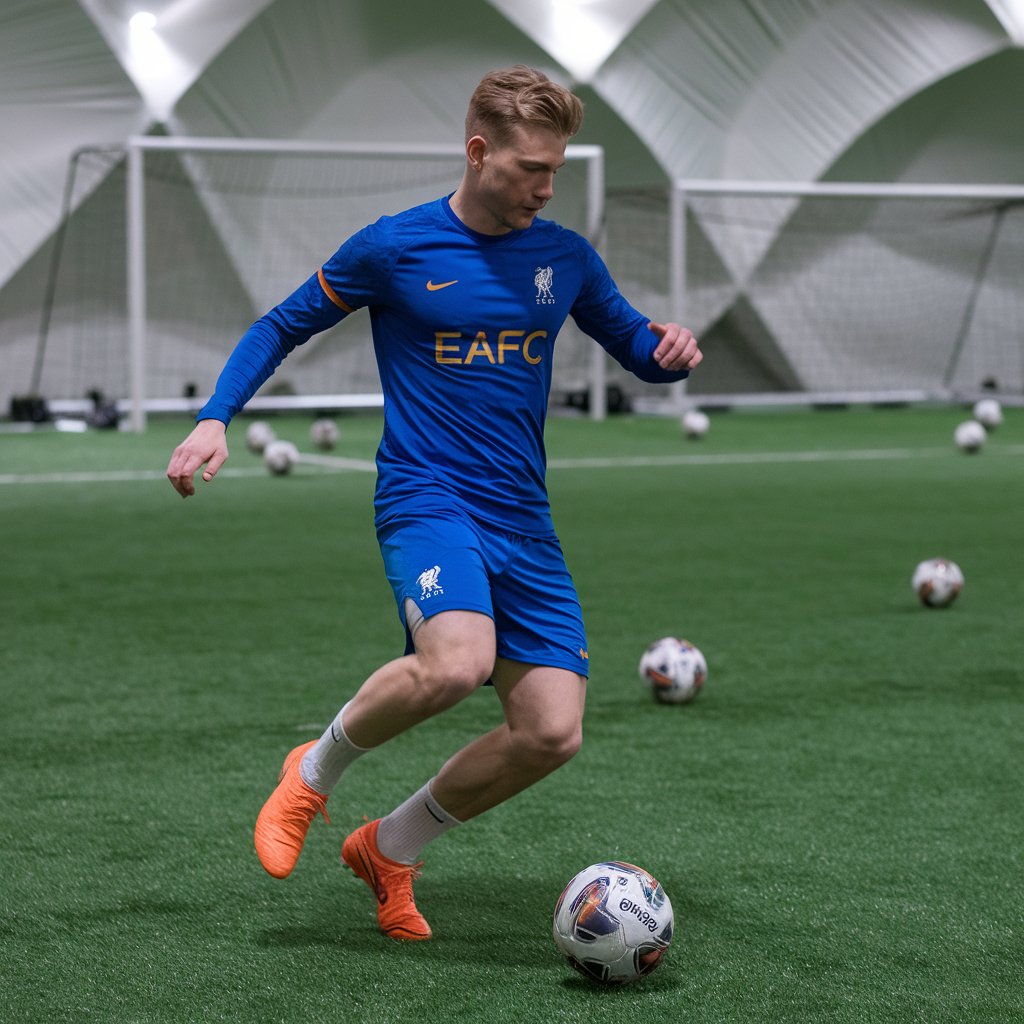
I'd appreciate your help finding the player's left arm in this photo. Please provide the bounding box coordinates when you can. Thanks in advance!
[570,239,702,383]
[648,320,703,373]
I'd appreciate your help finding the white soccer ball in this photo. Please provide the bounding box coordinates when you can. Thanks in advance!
[681,408,710,439]
[263,439,299,475]
[310,417,340,450]
[245,420,276,454]
[972,398,1003,430]
[553,861,674,985]
[954,420,986,453]
[639,637,707,704]
[912,557,964,608]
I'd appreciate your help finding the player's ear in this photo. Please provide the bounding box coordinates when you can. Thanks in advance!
[466,135,487,172]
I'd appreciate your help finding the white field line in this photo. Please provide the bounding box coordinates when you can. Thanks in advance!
[0,467,270,485]
[1,445,1022,487]
[548,445,1024,469]
[295,452,377,472]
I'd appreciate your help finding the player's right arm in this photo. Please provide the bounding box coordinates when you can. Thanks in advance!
[165,271,351,498]
[165,219,391,498]
[198,274,349,425]
[166,417,229,498]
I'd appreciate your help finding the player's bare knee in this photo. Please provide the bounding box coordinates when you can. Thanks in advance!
[514,721,582,771]
[409,652,491,713]
[554,725,583,765]
[435,660,490,704]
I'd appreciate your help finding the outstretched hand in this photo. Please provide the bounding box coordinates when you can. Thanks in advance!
[649,321,703,372]
[166,419,229,498]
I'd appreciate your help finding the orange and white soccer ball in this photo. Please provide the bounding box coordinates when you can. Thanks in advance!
[912,557,964,608]
[263,439,299,475]
[972,398,1003,430]
[954,420,986,453]
[245,420,276,454]
[553,861,674,985]
[310,418,340,450]
[681,408,710,439]
[639,637,707,704]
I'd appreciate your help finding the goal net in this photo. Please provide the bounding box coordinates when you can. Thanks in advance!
[658,180,1024,409]
[35,137,604,428]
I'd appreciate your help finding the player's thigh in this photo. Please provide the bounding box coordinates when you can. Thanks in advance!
[414,608,497,686]
[492,658,587,745]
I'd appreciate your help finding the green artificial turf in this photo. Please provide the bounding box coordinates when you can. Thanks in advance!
[1,406,1022,1023]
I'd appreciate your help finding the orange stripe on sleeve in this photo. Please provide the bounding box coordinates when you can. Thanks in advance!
[318,267,355,313]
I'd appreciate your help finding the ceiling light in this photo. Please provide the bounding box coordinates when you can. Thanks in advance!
[130,12,157,34]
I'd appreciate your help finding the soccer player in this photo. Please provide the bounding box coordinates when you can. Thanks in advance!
[166,65,702,941]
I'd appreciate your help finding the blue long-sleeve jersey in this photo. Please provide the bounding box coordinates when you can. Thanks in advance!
[199,195,687,537]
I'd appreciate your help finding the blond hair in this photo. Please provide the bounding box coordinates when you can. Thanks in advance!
[466,65,584,146]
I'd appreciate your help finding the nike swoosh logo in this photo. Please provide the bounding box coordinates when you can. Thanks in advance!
[356,848,388,905]
[426,279,458,291]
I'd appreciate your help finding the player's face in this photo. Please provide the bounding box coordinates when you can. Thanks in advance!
[475,125,567,233]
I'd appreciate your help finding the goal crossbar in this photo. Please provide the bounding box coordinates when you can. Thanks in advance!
[124,135,605,430]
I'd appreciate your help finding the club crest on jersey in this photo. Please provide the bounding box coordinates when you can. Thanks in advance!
[534,266,555,305]
[417,564,443,600]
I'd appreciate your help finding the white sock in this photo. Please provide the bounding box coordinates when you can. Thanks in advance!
[299,702,370,795]
[376,780,462,865]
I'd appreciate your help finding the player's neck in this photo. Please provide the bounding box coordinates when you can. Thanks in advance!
[449,184,513,237]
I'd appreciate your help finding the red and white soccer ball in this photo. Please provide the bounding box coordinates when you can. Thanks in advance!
[912,557,964,608]
[639,637,707,704]
[553,861,674,985]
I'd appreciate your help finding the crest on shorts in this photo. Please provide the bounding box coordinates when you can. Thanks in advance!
[534,265,554,305]
[417,564,443,599]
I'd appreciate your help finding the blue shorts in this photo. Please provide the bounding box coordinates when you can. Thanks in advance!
[378,510,589,678]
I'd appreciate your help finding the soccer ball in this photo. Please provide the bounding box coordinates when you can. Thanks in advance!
[310,417,340,450]
[553,861,674,985]
[639,637,707,704]
[954,420,986,453]
[912,557,964,608]
[681,408,709,439]
[264,439,299,475]
[245,420,276,454]
[972,398,1003,430]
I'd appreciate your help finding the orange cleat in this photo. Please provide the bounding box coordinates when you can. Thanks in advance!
[341,818,432,941]
[254,740,329,879]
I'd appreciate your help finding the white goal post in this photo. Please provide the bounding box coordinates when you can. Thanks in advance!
[666,178,1024,410]
[123,135,606,431]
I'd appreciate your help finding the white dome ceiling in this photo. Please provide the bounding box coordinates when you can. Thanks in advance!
[1,0,1021,289]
